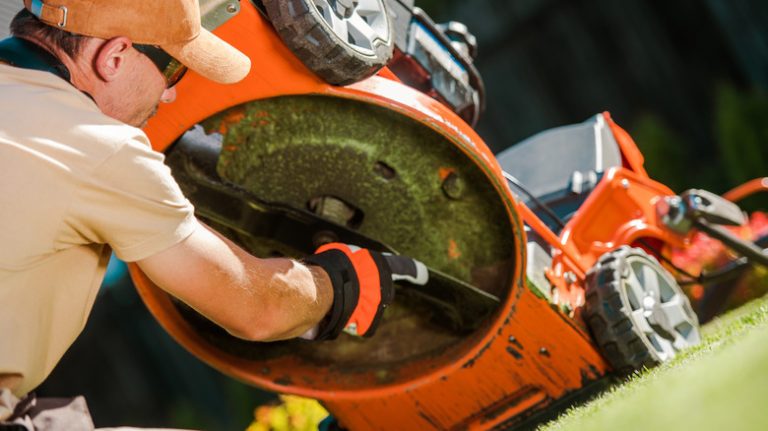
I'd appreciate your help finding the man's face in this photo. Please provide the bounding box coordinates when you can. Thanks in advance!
[74,37,182,128]
[94,45,176,128]
[122,48,177,128]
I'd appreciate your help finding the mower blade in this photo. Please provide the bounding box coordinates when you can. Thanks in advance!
[169,156,500,332]
[411,268,500,332]
[164,129,502,332]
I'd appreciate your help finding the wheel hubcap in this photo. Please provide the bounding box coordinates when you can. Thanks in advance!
[313,0,390,55]
[334,0,358,18]
[624,256,700,360]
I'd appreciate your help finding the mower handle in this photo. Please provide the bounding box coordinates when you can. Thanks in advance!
[692,219,768,268]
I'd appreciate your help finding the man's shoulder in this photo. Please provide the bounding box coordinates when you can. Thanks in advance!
[0,66,151,167]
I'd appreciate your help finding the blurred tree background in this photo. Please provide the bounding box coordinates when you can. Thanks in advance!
[9,0,765,429]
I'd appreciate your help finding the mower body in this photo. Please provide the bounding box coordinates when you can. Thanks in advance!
[130,1,721,429]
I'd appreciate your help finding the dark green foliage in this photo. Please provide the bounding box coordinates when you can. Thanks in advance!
[715,84,768,187]
[713,84,768,212]
[630,114,690,193]
[631,83,767,212]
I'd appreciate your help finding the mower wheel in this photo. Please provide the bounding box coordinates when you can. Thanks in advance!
[264,0,394,85]
[584,246,701,376]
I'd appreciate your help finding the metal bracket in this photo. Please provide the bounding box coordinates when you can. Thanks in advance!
[657,189,746,235]
[199,0,240,31]
[681,189,746,227]
[658,188,767,267]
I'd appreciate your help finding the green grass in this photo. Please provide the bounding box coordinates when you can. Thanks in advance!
[538,295,768,431]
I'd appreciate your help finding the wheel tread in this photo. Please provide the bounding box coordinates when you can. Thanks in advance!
[584,246,699,377]
[263,0,394,85]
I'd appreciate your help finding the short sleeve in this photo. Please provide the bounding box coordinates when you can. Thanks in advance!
[64,138,198,262]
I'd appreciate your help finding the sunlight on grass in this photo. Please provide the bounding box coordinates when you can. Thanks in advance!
[538,295,768,431]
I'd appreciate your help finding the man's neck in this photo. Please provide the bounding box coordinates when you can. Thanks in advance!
[0,37,72,81]
[16,36,98,95]
[12,36,101,106]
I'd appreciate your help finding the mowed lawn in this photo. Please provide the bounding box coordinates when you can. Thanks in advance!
[539,294,768,431]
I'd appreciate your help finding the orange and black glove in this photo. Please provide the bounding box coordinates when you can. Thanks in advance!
[303,243,428,339]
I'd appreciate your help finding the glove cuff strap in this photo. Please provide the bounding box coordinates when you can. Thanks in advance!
[302,249,359,340]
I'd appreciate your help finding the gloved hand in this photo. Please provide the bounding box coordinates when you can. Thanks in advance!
[302,243,428,339]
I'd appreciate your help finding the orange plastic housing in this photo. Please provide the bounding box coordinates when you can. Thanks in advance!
[130,2,694,429]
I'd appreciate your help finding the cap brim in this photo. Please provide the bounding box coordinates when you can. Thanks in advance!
[162,28,251,84]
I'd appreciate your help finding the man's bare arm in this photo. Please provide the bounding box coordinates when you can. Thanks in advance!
[136,221,333,341]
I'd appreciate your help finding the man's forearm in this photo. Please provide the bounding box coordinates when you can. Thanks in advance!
[137,220,334,342]
[237,255,334,341]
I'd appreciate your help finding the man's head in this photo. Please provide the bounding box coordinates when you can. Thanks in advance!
[11,0,251,127]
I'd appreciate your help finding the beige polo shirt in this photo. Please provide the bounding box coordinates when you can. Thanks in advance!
[0,64,198,397]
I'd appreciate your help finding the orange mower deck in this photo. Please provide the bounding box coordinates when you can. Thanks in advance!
[129,2,715,429]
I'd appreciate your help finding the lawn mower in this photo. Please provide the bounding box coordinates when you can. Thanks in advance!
[128,1,768,429]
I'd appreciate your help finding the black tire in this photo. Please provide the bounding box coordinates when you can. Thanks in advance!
[264,0,394,85]
[584,246,701,376]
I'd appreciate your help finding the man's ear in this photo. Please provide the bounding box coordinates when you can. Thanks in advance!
[93,36,133,83]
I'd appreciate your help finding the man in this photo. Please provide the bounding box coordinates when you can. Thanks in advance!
[0,0,426,429]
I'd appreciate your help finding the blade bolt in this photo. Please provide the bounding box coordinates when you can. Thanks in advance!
[442,172,464,200]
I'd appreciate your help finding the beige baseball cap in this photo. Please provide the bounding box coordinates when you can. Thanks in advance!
[23,0,251,84]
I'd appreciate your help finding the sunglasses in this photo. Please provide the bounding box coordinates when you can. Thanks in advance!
[133,44,188,88]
